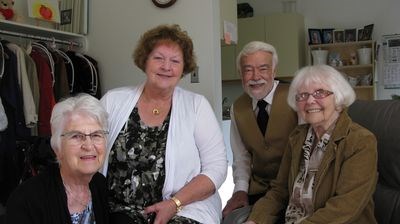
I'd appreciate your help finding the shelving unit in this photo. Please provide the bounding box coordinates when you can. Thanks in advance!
[309,40,375,100]
[0,20,88,52]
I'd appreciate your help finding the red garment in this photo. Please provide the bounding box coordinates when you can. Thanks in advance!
[30,50,55,136]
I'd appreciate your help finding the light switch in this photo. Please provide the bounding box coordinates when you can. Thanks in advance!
[191,66,199,83]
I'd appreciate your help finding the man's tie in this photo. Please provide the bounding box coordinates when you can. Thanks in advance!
[257,100,269,136]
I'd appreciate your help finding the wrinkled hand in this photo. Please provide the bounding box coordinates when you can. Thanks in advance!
[144,199,176,224]
[222,191,249,218]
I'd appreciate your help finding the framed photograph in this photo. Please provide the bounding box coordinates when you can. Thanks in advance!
[333,30,345,43]
[322,29,334,44]
[362,24,374,41]
[60,9,72,25]
[345,28,357,42]
[357,28,364,41]
[308,29,322,45]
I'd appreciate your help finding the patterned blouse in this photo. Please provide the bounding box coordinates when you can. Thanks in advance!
[285,126,334,224]
[70,201,95,224]
[107,107,199,224]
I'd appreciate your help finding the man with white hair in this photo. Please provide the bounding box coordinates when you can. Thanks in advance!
[222,41,298,222]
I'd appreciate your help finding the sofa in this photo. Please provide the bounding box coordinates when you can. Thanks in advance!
[348,99,400,224]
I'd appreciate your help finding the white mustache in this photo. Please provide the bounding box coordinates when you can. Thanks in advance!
[247,80,266,86]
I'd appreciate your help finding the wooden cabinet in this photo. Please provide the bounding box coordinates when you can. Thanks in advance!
[237,16,265,52]
[221,13,305,81]
[309,40,375,100]
[221,44,239,81]
[265,13,305,78]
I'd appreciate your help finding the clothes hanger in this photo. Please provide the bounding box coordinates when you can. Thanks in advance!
[0,41,4,79]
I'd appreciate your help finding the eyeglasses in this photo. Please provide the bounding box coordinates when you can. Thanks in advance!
[295,89,334,102]
[61,130,108,146]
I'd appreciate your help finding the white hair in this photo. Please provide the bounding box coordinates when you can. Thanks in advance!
[236,41,279,75]
[287,65,356,111]
[50,93,108,151]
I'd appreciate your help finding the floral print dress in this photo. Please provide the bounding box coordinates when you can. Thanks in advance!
[107,107,199,224]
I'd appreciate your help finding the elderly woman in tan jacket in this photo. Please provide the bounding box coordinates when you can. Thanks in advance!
[245,65,378,224]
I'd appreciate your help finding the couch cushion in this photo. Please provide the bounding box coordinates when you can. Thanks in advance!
[348,100,400,224]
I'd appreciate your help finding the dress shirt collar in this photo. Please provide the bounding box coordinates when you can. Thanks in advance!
[252,80,280,110]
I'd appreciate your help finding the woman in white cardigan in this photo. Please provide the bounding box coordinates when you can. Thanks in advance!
[101,24,227,224]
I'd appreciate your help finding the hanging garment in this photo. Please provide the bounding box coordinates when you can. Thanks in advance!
[23,50,40,135]
[66,51,101,98]
[29,49,55,137]
[0,97,7,131]
[0,43,30,206]
[6,43,38,128]
[51,51,70,101]
[0,40,30,138]
[54,49,75,93]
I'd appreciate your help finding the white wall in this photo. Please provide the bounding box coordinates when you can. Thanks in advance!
[86,0,223,120]
[237,0,400,99]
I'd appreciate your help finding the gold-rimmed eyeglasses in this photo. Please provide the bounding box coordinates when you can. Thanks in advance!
[295,89,334,102]
[61,130,108,146]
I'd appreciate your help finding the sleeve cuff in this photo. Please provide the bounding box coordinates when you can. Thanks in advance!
[233,180,249,193]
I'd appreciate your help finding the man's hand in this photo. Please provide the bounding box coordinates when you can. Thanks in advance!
[222,191,249,218]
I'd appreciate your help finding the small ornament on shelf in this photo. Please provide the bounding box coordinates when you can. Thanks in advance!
[350,52,358,65]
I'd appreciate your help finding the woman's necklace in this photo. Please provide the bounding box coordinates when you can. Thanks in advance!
[152,108,160,115]
[142,92,171,116]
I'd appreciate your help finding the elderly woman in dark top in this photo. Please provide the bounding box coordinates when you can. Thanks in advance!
[245,65,378,224]
[6,94,109,224]
[101,24,227,224]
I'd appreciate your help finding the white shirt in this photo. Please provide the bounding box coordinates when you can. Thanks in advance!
[230,80,279,193]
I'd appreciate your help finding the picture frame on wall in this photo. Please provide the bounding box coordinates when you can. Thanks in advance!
[362,24,374,41]
[308,29,322,45]
[60,9,72,25]
[322,29,334,44]
[333,30,345,43]
[345,28,357,42]
[357,28,364,41]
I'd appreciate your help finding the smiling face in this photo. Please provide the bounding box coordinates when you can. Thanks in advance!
[56,112,106,179]
[241,51,276,100]
[144,41,184,93]
[296,82,340,134]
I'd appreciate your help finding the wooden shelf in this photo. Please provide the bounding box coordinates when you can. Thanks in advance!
[334,64,373,70]
[308,40,376,100]
[309,40,374,49]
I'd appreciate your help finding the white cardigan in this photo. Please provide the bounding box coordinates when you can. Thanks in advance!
[100,83,228,223]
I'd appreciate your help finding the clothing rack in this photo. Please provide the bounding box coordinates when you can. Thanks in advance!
[0,29,81,47]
